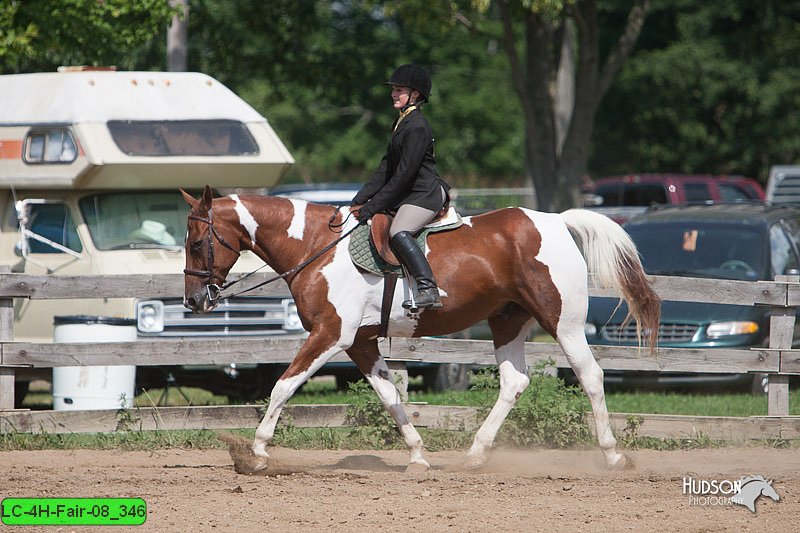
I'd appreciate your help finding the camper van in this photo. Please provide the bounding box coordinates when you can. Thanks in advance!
[766,165,800,204]
[0,69,301,404]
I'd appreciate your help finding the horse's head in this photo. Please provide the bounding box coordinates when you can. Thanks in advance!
[181,185,242,314]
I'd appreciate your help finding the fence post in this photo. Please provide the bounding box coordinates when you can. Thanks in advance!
[0,266,14,409]
[767,275,797,416]
[386,360,409,403]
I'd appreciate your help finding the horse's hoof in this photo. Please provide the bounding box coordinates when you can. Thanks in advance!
[405,461,431,474]
[217,432,270,474]
[234,455,270,475]
[607,452,635,471]
[463,454,487,471]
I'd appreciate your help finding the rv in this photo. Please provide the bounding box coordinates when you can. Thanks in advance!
[766,165,800,204]
[0,69,301,405]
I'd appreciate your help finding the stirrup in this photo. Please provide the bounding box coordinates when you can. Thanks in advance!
[402,288,442,310]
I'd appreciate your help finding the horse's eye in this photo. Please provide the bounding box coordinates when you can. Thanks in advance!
[190,240,202,252]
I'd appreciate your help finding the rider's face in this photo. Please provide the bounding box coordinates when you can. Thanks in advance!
[391,85,418,110]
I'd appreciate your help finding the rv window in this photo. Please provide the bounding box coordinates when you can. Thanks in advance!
[25,203,82,254]
[107,120,259,156]
[80,191,189,250]
[24,129,78,164]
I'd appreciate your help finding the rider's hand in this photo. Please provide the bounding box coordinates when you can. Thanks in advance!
[351,204,372,224]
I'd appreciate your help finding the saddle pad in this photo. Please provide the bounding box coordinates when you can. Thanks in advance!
[349,210,463,276]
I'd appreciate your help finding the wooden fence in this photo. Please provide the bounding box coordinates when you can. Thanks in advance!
[1,272,799,439]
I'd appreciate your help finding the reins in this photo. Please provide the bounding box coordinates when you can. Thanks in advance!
[185,205,361,300]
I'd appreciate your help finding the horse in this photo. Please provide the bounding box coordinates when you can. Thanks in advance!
[730,475,780,513]
[181,185,660,473]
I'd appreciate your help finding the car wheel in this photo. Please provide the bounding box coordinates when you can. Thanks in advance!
[14,381,30,408]
[751,373,769,395]
[422,364,470,392]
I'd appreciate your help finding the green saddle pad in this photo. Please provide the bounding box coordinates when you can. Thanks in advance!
[348,215,462,276]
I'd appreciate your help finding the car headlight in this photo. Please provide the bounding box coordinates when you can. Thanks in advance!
[282,299,304,331]
[584,322,598,337]
[706,321,758,339]
[136,300,164,333]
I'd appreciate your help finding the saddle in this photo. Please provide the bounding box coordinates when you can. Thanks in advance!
[349,207,462,276]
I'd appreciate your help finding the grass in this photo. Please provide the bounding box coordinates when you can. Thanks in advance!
[7,370,800,453]
[604,391,787,417]
[21,376,800,417]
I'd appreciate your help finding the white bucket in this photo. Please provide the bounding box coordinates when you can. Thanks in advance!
[52,316,137,411]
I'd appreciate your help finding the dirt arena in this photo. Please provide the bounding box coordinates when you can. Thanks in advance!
[2,444,798,532]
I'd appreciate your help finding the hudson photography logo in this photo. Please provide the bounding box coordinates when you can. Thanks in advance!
[682,475,780,513]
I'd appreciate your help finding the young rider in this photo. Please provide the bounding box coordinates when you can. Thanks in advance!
[350,64,450,310]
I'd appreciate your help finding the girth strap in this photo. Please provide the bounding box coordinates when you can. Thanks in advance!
[380,272,399,338]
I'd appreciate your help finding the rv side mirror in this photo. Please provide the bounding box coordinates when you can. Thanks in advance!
[15,199,42,227]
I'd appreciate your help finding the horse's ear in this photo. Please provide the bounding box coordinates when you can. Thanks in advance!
[200,185,214,210]
[180,188,198,208]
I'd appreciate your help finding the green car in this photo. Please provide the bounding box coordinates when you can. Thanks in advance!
[582,203,800,393]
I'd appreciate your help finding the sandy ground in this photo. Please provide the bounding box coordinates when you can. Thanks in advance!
[1,444,798,532]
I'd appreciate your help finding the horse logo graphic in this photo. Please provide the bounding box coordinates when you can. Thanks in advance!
[730,475,780,513]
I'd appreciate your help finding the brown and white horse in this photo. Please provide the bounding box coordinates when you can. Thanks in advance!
[182,185,660,473]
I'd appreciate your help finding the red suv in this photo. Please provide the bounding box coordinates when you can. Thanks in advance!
[583,174,765,223]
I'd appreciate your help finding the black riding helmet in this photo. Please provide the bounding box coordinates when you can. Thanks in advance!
[384,64,431,103]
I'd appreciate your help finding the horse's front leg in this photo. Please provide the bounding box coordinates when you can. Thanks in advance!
[238,329,349,473]
[347,337,430,471]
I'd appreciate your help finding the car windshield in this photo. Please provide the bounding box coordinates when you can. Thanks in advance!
[626,222,768,281]
[79,192,189,250]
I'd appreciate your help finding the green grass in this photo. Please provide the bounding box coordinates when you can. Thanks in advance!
[21,377,800,417]
[8,372,800,453]
[604,391,790,417]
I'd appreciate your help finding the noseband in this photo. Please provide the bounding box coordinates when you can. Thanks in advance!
[183,209,239,301]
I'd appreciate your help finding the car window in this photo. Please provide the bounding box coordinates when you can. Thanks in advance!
[683,183,712,202]
[80,192,188,250]
[26,203,82,254]
[781,216,800,253]
[769,224,800,276]
[594,183,667,206]
[718,183,751,201]
[24,128,78,164]
[627,222,767,281]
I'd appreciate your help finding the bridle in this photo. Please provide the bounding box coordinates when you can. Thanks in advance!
[183,208,239,303]
[184,205,361,303]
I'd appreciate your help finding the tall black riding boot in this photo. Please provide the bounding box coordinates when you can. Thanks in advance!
[390,231,443,310]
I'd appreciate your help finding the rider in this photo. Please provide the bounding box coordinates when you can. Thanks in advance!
[351,64,450,310]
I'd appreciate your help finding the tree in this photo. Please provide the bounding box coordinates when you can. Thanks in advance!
[451,0,651,211]
[0,0,176,74]
[182,1,524,186]
[591,0,800,183]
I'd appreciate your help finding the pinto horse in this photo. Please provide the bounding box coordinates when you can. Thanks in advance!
[182,185,659,473]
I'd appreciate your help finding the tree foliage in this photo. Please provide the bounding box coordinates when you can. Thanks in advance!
[2,0,799,195]
[592,0,800,182]
[0,0,176,73]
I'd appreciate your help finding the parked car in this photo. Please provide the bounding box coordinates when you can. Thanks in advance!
[580,202,800,393]
[583,174,765,224]
[267,182,471,392]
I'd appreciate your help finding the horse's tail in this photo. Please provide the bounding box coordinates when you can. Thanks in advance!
[559,208,661,351]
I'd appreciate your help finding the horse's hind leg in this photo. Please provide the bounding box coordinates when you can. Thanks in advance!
[347,336,430,470]
[557,328,628,469]
[464,310,535,469]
